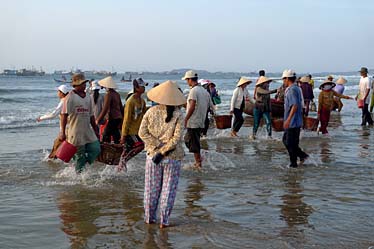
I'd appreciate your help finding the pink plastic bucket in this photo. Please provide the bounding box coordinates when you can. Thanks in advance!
[56,141,77,162]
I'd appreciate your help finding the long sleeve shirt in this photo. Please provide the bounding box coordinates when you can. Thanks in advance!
[39,99,63,121]
[318,90,350,113]
[121,95,146,137]
[139,105,184,160]
[230,87,252,111]
[255,86,277,112]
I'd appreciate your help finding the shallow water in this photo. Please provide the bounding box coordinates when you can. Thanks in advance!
[1,75,374,248]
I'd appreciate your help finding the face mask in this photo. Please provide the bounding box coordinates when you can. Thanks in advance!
[323,85,333,90]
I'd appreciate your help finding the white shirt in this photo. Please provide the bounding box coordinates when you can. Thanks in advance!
[230,87,253,111]
[359,76,371,104]
[62,91,97,146]
[39,99,63,121]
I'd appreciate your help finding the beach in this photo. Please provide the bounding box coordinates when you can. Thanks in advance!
[0,74,373,248]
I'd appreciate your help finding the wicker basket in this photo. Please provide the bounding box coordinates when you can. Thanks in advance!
[97,143,124,165]
[271,118,284,132]
[303,117,318,131]
[214,115,232,129]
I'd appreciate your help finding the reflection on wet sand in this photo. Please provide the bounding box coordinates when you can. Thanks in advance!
[57,188,100,248]
[320,141,333,163]
[359,128,371,157]
[184,178,212,221]
[58,182,144,248]
[280,171,314,246]
[215,137,245,155]
[329,112,342,128]
[143,225,172,249]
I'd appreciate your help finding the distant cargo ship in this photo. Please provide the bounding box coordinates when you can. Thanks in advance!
[16,68,45,76]
[54,69,117,78]
[2,68,45,76]
[2,69,17,76]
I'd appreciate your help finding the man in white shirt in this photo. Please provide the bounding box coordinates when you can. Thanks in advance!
[182,70,210,169]
[60,73,101,173]
[357,67,373,126]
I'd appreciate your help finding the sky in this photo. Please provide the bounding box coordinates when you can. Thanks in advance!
[1,0,373,73]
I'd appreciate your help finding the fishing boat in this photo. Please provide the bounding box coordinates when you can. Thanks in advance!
[244,99,284,117]
[53,76,70,83]
[121,74,132,82]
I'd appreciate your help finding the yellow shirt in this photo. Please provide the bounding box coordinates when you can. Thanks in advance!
[309,79,315,89]
[121,95,146,137]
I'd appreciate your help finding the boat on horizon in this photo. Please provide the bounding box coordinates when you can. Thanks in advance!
[2,68,45,76]
[120,74,132,82]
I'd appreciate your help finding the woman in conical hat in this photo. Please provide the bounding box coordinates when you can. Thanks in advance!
[252,76,277,139]
[139,80,186,229]
[96,76,123,144]
[230,77,253,137]
[318,79,352,134]
[333,77,347,112]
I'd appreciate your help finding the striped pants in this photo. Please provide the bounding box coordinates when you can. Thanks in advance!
[144,156,181,226]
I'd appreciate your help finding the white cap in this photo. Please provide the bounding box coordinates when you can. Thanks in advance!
[90,80,101,91]
[282,69,296,79]
[58,84,69,94]
[198,79,211,86]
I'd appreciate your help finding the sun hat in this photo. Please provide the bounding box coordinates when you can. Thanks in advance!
[57,84,69,94]
[327,75,334,80]
[256,76,272,86]
[237,77,252,87]
[299,76,310,83]
[198,79,212,86]
[182,70,198,80]
[147,80,186,106]
[208,82,216,87]
[335,77,347,85]
[90,80,101,91]
[71,73,88,86]
[319,80,336,90]
[133,78,146,88]
[359,67,368,73]
[282,69,296,79]
[98,76,118,89]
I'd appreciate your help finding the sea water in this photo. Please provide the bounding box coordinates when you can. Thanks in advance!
[0,74,373,248]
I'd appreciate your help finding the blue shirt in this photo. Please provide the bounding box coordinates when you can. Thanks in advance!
[284,83,303,129]
[333,84,345,95]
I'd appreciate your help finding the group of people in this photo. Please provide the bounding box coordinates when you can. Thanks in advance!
[229,69,373,137]
[37,67,373,228]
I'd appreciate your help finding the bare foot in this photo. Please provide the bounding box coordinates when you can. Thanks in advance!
[193,163,202,171]
[231,131,238,137]
[159,224,169,229]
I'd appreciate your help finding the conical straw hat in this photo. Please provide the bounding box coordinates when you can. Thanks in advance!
[98,76,118,89]
[299,76,310,83]
[335,77,347,85]
[147,80,186,106]
[319,80,336,90]
[237,77,252,87]
[256,76,272,86]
